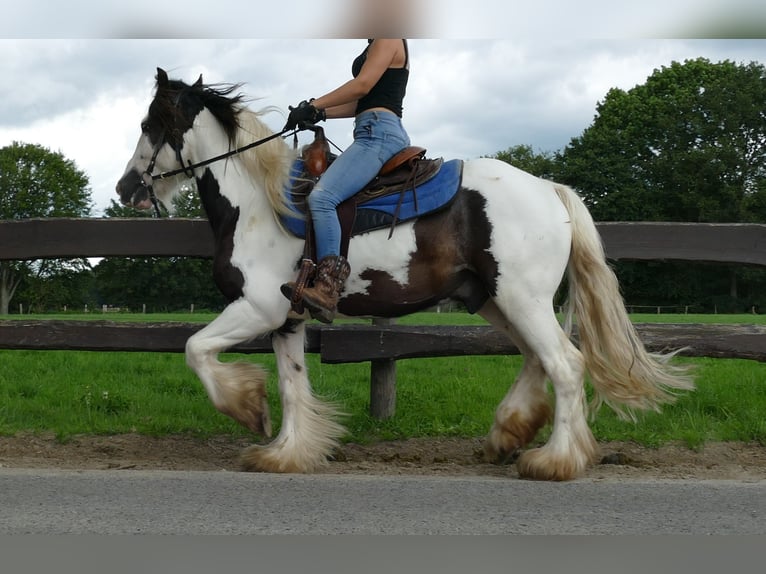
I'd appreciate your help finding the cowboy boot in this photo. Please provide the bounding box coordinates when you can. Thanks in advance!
[300,255,351,324]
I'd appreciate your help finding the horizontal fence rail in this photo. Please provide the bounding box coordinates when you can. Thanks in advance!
[2,321,765,363]
[596,221,766,266]
[0,218,215,260]
[2,218,766,264]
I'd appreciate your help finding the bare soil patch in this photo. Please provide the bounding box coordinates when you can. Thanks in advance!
[0,433,764,480]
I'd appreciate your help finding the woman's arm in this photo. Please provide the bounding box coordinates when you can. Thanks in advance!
[323,101,359,119]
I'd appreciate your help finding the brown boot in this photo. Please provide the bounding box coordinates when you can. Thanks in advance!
[300,255,351,324]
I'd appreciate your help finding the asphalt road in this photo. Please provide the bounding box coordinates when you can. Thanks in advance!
[0,468,763,534]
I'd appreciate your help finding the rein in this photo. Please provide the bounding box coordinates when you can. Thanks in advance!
[140,127,298,217]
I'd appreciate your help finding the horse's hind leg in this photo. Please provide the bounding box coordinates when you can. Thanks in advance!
[491,298,598,480]
[519,309,598,480]
[185,298,274,436]
[478,301,552,464]
[241,320,346,473]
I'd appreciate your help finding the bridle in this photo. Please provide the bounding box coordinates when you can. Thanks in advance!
[137,84,343,217]
[139,125,297,218]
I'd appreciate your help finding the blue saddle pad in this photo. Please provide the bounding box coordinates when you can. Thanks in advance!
[281,158,463,238]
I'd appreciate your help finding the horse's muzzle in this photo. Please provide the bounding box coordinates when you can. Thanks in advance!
[116,169,152,210]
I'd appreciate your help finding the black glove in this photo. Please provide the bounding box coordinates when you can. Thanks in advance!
[284,100,326,131]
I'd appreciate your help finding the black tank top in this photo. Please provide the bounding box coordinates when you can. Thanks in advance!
[352,39,409,117]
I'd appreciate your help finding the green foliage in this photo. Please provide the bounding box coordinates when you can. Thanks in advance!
[609,261,766,313]
[102,199,154,218]
[491,59,766,313]
[92,184,222,312]
[15,262,96,312]
[558,58,766,223]
[93,256,224,312]
[102,182,204,218]
[0,142,93,314]
[489,144,559,179]
[0,141,92,219]
[169,183,206,217]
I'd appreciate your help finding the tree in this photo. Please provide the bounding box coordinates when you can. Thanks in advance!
[0,142,92,314]
[490,145,560,180]
[557,58,766,310]
[559,58,766,223]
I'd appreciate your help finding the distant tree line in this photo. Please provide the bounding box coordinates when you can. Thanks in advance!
[2,57,765,314]
[0,146,224,314]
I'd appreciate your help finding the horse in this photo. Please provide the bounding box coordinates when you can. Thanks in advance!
[116,68,693,480]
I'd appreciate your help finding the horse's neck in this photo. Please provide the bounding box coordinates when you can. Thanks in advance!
[188,110,276,222]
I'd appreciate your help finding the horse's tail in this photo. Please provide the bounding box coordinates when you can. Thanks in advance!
[553,183,694,419]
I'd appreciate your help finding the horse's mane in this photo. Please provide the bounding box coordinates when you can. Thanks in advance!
[235,107,295,219]
[159,77,295,220]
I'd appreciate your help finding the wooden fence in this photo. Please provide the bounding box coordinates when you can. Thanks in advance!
[2,218,766,418]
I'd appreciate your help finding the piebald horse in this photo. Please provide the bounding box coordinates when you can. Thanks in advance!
[116,69,692,480]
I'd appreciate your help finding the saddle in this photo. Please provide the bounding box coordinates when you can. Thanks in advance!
[291,128,443,223]
[290,128,445,250]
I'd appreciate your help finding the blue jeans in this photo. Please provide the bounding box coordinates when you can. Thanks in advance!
[308,110,410,260]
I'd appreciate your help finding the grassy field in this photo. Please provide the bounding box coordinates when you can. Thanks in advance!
[1,312,765,448]
[9,310,766,325]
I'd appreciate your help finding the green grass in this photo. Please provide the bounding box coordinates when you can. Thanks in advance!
[1,312,765,447]
[626,313,766,325]
[9,310,766,325]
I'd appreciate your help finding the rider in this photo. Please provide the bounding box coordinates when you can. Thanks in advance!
[281,39,411,323]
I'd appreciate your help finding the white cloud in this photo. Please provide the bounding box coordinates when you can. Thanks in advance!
[1,38,764,216]
[0,91,151,215]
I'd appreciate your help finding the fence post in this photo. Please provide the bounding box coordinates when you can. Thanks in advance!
[369,317,397,419]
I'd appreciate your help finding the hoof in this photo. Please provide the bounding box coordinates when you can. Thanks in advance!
[516,444,596,481]
[223,393,272,438]
[484,402,553,464]
[254,404,272,438]
[484,442,521,465]
[517,449,579,481]
[240,444,327,474]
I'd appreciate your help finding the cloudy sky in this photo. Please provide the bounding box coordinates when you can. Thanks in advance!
[1,3,765,215]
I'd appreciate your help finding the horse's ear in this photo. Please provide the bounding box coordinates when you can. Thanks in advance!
[156,67,169,87]
[193,74,203,87]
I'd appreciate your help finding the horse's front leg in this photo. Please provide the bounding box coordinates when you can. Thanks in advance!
[241,320,346,473]
[185,298,277,436]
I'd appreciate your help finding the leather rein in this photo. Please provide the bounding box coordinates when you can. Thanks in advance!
[140,126,298,217]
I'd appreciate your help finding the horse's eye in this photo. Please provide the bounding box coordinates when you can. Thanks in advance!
[141,122,150,134]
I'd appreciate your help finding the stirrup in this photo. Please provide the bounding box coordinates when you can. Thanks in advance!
[283,258,316,313]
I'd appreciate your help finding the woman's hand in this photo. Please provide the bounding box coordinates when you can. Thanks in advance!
[284,100,326,130]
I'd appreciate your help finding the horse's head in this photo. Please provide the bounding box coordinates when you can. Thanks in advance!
[118,68,294,222]
[116,67,243,212]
